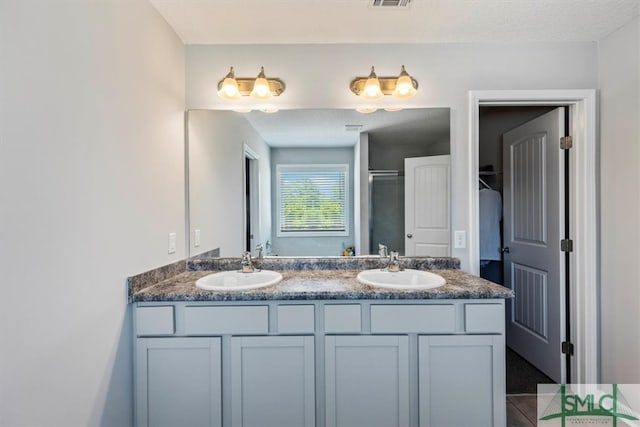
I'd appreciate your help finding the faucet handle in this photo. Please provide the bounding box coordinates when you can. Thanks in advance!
[378,244,389,258]
[255,243,264,259]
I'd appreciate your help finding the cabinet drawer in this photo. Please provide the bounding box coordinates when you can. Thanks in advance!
[184,306,269,335]
[370,305,455,333]
[277,305,315,334]
[464,304,504,333]
[324,304,361,333]
[136,306,175,336]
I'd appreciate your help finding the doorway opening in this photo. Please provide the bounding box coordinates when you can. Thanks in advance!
[469,90,598,387]
[479,105,566,392]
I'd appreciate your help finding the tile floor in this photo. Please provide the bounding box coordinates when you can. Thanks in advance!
[507,394,538,426]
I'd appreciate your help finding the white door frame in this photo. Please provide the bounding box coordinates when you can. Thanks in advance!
[468,90,598,384]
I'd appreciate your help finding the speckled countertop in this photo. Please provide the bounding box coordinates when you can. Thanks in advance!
[129,257,513,302]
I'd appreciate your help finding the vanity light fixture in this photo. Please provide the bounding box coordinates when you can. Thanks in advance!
[350,65,418,100]
[217,66,285,100]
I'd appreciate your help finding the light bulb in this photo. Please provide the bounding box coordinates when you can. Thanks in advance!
[217,67,241,100]
[250,67,273,100]
[360,66,383,101]
[219,79,240,99]
[392,65,417,99]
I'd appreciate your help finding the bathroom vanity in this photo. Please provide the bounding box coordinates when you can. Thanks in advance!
[129,257,513,427]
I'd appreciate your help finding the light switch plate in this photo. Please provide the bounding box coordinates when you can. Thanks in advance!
[168,232,177,254]
[194,229,201,247]
[454,230,466,249]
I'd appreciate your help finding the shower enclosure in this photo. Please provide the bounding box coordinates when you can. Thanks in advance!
[369,170,405,255]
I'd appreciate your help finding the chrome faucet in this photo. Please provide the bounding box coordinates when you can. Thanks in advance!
[378,244,389,258]
[387,250,402,272]
[255,243,264,259]
[241,251,255,273]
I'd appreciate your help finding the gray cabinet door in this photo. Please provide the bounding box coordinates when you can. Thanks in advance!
[419,335,505,427]
[136,337,222,427]
[325,335,410,427]
[230,336,315,427]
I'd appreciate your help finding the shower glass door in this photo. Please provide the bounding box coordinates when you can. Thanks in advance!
[369,171,405,255]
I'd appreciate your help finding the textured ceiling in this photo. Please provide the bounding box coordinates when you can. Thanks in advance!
[150,0,639,44]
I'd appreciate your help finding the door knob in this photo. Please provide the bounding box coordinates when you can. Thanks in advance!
[501,247,511,253]
[406,233,413,239]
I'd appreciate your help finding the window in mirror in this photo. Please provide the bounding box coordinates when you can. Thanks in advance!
[276,164,349,237]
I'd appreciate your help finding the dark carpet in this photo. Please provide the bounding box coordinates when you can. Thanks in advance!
[506,347,555,394]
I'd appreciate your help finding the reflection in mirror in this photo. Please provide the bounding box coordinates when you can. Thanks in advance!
[187,108,450,259]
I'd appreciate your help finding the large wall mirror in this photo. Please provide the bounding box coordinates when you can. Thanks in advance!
[187,108,450,259]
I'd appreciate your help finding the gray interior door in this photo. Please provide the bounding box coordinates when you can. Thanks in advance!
[502,107,566,383]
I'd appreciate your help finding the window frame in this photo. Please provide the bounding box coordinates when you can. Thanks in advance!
[275,163,350,237]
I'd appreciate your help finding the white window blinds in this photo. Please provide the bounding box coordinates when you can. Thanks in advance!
[276,164,349,236]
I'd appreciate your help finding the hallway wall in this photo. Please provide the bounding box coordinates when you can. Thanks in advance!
[598,15,640,383]
[0,1,186,424]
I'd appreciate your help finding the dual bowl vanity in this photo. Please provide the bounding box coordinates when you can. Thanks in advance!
[129,256,513,427]
[195,266,446,292]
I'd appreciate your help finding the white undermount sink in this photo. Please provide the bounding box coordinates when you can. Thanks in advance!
[196,270,283,291]
[356,268,446,290]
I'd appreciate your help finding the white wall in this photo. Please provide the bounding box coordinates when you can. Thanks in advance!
[598,16,640,384]
[355,133,369,255]
[0,1,185,425]
[186,43,598,270]
[188,110,271,257]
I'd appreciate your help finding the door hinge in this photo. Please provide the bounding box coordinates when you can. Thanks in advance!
[561,239,573,252]
[560,136,573,150]
[562,341,575,356]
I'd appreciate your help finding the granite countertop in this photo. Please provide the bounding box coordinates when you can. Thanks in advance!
[130,263,514,303]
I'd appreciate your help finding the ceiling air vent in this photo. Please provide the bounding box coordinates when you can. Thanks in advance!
[371,0,412,8]
[345,125,364,132]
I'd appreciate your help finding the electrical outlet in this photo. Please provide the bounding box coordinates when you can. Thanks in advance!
[168,232,177,254]
[454,230,466,249]
[194,229,201,247]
